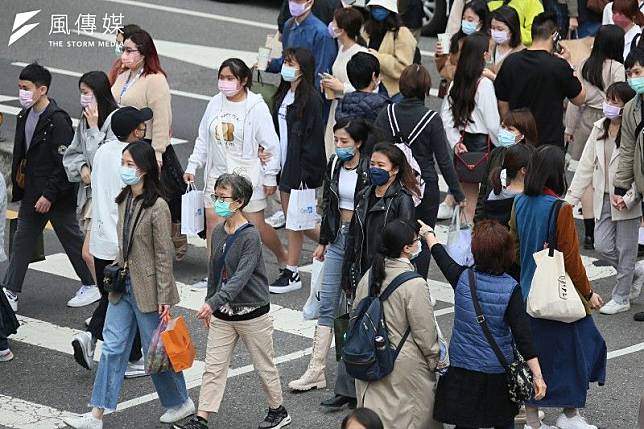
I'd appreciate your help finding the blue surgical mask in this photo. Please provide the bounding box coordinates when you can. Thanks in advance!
[335,146,354,161]
[461,19,478,35]
[497,128,519,147]
[371,7,390,22]
[281,64,299,82]
[120,166,141,185]
[628,76,644,95]
[213,199,234,218]
[368,167,390,186]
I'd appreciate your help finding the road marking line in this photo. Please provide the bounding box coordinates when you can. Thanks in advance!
[0,394,73,429]
[99,0,278,30]
[607,341,644,359]
[11,62,212,102]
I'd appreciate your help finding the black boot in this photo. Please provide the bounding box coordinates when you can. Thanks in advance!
[583,218,595,250]
[320,395,357,409]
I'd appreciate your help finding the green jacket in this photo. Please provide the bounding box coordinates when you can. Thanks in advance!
[614,95,644,197]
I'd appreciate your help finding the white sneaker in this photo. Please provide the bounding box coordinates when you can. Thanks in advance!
[0,349,14,362]
[436,202,455,220]
[160,398,195,424]
[72,331,95,370]
[124,358,148,379]
[63,413,103,429]
[631,261,644,300]
[599,299,630,315]
[84,317,92,328]
[190,277,208,291]
[67,285,101,308]
[3,288,17,313]
[555,412,598,429]
[266,210,286,229]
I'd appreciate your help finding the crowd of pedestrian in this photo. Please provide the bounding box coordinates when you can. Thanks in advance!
[1,0,644,428]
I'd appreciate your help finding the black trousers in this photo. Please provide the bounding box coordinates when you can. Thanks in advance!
[414,180,441,278]
[89,257,142,362]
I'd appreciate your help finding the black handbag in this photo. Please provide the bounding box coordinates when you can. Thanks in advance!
[160,145,186,201]
[467,270,534,404]
[104,198,144,294]
[454,133,491,183]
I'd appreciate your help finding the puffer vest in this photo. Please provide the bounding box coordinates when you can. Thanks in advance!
[449,270,516,374]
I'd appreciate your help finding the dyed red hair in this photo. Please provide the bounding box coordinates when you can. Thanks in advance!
[126,30,167,77]
[471,220,516,275]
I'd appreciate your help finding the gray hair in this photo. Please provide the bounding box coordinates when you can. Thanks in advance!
[214,173,253,209]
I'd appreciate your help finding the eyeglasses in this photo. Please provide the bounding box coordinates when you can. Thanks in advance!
[122,47,140,55]
[210,194,235,203]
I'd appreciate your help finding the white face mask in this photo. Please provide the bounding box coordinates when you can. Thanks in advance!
[409,239,422,260]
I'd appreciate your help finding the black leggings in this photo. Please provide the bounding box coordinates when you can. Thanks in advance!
[89,257,142,362]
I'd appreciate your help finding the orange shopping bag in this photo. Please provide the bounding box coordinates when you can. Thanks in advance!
[160,315,196,372]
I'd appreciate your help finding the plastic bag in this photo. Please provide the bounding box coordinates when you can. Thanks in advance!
[446,205,474,266]
[145,319,172,374]
[302,259,323,320]
[181,184,205,236]
[161,316,196,372]
[286,188,317,231]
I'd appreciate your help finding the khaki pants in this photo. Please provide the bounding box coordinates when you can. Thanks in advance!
[198,313,283,413]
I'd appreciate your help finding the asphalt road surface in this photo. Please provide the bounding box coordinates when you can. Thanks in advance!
[0,1,642,428]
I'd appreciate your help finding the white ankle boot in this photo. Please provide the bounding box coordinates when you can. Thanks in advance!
[288,325,333,391]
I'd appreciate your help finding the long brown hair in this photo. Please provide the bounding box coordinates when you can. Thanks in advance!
[371,143,420,197]
[613,0,644,26]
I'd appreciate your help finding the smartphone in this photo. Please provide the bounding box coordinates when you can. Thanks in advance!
[318,72,332,79]
[553,31,563,54]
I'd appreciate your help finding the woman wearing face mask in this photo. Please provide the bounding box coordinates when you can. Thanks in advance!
[510,145,606,429]
[486,6,525,79]
[269,48,326,294]
[288,118,372,401]
[441,32,500,221]
[564,24,625,249]
[321,7,368,158]
[566,82,644,315]
[344,143,417,297]
[184,58,287,286]
[483,143,536,227]
[353,219,442,429]
[107,24,141,85]
[474,108,538,223]
[612,0,644,59]
[434,0,490,83]
[63,71,119,308]
[175,174,291,429]
[111,29,188,261]
[488,0,544,46]
[363,0,418,98]
[64,141,193,429]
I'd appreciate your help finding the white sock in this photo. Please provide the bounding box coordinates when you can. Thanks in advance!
[286,265,299,274]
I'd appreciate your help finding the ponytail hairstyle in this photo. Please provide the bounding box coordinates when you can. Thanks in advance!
[489,143,536,195]
[371,142,420,197]
[599,81,636,146]
[371,220,417,294]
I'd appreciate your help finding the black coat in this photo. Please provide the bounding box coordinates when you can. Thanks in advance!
[11,99,75,208]
[342,180,415,293]
[319,155,370,246]
[273,88,326,191]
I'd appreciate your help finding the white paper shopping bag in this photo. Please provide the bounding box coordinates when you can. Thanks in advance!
[181,184,205,235]
[286,188,317,231]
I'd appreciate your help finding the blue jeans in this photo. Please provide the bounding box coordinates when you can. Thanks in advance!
[90,279,188,411]
[318,224,349,328]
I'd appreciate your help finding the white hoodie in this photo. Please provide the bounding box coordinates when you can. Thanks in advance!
[185,90,281,199]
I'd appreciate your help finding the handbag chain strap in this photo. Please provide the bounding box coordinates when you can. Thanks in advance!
[467,269,511,370]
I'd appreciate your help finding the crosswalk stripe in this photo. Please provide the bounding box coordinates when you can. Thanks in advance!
[0,394,73,429]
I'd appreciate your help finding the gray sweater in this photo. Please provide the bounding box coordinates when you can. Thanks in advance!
[205,223,270,315]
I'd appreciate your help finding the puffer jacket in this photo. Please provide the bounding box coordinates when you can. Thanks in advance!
[319,155,370,246]
[335,91,390,124]
[342,180,415,293]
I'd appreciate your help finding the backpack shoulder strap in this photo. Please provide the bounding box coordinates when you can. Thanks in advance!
[634,98,644,140]
[330,154,340,177]
[379,271,423,301]
[386,104,401,138]
[408,110,437,145]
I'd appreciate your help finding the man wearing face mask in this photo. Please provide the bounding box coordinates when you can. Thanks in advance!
[277,0,342,33]
[267,0,338,89]
[2,63,95,314]
[69,106,152,375]
[495,12,586,149]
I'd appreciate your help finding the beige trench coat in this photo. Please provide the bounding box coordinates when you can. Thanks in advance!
[354,258,442,429]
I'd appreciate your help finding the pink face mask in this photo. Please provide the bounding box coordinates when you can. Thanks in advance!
[613,13,633,28]
[289,0,311,17]
[218,79,241,97]
[80,94,95,108]
[19,89,34,109]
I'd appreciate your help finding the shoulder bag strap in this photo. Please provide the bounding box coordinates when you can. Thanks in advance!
[122,198,144,269]
[222,223,254,262]
[634,97,644,141]
[467,269,510,370]
[379,270,423,357]
[546,199,564,256]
